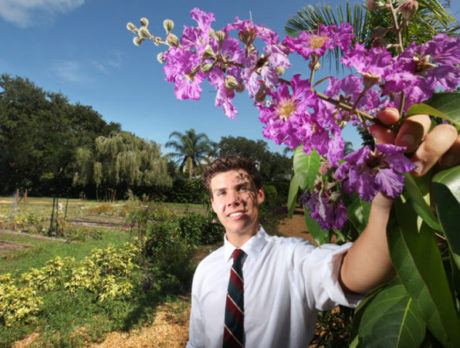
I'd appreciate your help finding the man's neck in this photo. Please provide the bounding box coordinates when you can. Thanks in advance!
[226,223,260,248]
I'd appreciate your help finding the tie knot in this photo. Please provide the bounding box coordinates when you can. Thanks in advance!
[233,249,245,262]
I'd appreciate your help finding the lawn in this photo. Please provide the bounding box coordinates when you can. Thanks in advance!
[0,197,211,347]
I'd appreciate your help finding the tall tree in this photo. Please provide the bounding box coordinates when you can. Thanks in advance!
[74,131,171,200]
[218,136,292,181]
[0,74,121,196]
[165,129,213,179]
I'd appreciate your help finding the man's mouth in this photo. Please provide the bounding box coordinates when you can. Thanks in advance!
[229,211,244,217]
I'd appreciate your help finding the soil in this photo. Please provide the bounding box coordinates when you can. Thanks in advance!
[10,210,314,347]
[0,240,32,254]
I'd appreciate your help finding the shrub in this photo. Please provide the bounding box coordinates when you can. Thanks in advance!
[144,220,196,290]
[178,212,225,245]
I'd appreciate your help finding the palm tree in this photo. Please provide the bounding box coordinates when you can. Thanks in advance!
[165,129,213,179]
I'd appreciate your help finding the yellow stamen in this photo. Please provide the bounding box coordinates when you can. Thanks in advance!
[309,35,328,49]
[277,100,296,121]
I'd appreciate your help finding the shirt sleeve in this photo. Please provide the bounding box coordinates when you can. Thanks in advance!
[291,241,363,311]
[186,268,205,348]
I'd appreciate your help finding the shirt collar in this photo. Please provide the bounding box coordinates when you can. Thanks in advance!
[224,226,268,263]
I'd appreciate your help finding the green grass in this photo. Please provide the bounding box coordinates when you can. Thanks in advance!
[0,229,132,276]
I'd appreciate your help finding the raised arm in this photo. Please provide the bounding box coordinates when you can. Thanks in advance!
[339,108,460,294]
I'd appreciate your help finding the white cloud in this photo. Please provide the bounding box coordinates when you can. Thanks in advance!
[53,60,89,83]
[0,0,85,27]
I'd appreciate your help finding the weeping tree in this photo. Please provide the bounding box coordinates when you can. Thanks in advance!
[165,128,214,179]
[74,131,171,200]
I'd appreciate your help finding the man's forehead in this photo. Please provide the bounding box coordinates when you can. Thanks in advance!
[210,169,252,188]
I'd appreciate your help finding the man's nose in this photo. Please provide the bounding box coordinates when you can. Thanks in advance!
[226,190,241,206]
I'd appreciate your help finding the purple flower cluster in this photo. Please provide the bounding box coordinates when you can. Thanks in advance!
[138,8,460,230]
[335,144,416,202]
[302,189,347,231]
[341,34,460,113]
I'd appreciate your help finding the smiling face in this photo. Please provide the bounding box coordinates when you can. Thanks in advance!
[210,169,265,247]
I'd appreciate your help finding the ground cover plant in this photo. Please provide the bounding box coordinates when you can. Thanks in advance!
[0,198,226,346]
[127,1,460,346]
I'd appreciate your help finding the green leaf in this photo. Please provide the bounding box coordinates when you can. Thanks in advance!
[345,193,371,233]
[292,147,321,191]
[287,174,300,218]
[406,92,460,127]
[403,173,442,232]
[355,279,426,347]
[388,198,460,347]
[303,207,329,245]
[424,92,460,121]
[432,165,460,270]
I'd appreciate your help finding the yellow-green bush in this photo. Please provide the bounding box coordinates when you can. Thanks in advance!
[0,274,42,327]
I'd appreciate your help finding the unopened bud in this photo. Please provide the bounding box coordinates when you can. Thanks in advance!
[276,66,285,76]
[209,28,215,38]
[126,22,136,32]
[225,75,239,89]
[157,52,166,64]
[400,0,418,21]
[140,17,149,27]
[138,27,151,39]
[309,56,321,71]
[238,29,256,46]
[163,19,174,33]
[367,0,384,10]
[215,31,226,44]
[133,37,144,46]
[200,63,214,74]
[203,45,216,58]
[362,72,380,89]
[235,83,245,93]
[166,33,179,47]
[255,86,268,103]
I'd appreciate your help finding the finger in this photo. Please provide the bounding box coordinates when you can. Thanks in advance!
[369,124,396,145]
[411,124,458,177]
[376,107,400,125]
[439,134,460,168]
[394,114,431,153]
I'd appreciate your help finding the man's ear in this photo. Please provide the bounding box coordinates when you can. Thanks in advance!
[257,187,265,204]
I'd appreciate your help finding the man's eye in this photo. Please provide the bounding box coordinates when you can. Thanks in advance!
[217,191,225,196]
[239,187,248,192]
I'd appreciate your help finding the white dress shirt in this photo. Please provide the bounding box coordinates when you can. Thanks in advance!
[187,227,362,348]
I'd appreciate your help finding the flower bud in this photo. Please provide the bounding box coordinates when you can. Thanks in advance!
[200,63,214,74]
[225,75,239,89]
[126,22,136,32]
[215,31,226,44]
[203,44,216,58]
[138,27,151,39]
[140,17,149,27]
[133,37,144,46]
[362,72,380,90]
[163,19,174,33]
[400,0,418,21]
[276,66,285,76]
[235,83,245,93]
[166,33,179,47]
[157,52,166,64]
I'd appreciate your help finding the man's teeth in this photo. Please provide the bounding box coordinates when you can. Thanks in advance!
[230,212,243,217]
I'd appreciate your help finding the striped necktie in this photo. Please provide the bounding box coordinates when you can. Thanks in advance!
[223,248,246,347]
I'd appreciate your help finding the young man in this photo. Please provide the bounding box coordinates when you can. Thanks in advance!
[186,110,460,348]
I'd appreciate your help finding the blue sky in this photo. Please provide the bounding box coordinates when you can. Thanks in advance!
[1,0,459,155]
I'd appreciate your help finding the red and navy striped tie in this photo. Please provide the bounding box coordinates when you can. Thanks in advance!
[223,248,245,347]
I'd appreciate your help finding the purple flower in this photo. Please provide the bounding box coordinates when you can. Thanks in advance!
[335,144,416,201]
[283,23,354,60]
[224,18,280,45]
[302,189,348,230]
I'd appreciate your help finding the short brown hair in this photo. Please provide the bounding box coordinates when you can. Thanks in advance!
[203,155,262,197]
